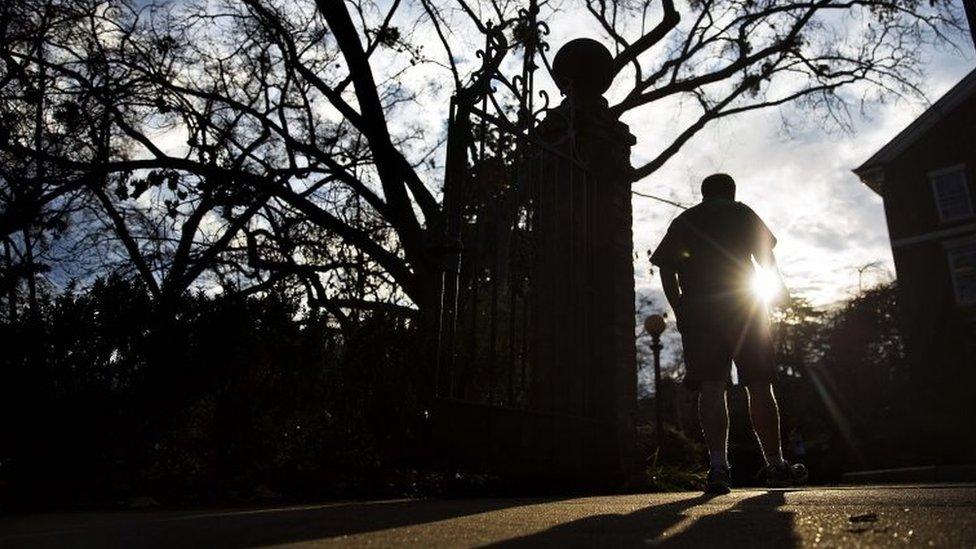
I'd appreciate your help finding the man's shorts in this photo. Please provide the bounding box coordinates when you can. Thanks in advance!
[678,298,775,390]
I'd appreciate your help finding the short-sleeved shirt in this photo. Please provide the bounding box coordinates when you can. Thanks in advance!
[650,198,775,303]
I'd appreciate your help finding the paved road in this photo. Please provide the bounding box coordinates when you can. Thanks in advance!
[1,484,974,547]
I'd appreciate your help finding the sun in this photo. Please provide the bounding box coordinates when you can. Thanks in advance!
[751,265,781,305]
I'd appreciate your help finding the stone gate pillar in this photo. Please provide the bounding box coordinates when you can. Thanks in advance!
[532,38,637,483]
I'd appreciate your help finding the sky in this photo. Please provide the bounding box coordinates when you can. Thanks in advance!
[627,50,975,311]
[536,21,974,316]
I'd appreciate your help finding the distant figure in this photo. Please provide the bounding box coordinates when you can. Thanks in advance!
[650,173,807,495]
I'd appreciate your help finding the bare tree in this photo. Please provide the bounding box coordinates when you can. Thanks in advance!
[0,0,966,327]
[0,0,100,313]
[2,0,288,310]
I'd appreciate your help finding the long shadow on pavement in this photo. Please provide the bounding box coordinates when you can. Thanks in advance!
[0,497,555,548]
[490,490,798,548]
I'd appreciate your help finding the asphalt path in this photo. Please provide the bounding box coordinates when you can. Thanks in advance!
[1,484,974,547]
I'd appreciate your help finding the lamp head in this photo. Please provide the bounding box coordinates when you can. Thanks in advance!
[643,314,667,337]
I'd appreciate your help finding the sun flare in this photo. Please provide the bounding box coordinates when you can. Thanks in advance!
[752,266,781,305]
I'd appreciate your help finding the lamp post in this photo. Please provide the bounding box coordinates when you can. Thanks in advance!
[643,314,667,453]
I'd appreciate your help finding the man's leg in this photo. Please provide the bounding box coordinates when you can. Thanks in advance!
[737,316,807,486]
[699,380,730,469]
[745,382,785,467]
[683,318,733,493]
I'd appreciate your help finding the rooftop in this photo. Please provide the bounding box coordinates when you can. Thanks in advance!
[853,68,976,194]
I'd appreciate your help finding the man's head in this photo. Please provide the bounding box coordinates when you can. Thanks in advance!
[701,173,736,200]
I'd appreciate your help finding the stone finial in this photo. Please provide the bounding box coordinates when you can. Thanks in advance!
[552,38,614,98]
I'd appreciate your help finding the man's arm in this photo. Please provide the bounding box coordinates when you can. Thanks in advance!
[660,266,682,325]
[651,221,684,323]
[751,215,789,305]
[751,208,777,270]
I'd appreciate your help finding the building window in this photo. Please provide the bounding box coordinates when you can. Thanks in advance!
[930,165,972,222]
[946,238,976,306]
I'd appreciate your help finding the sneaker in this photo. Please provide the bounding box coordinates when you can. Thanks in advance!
[763,461,808,488]
[704,465,732,495]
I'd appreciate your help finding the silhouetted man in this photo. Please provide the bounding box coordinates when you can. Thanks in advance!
[650,173,807,494]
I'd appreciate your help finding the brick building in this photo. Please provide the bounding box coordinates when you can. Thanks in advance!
[854,68,975,458]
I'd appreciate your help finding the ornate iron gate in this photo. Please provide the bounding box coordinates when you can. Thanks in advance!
[439,97,598,399]
[433,98,606,480]
[429,9,638,484]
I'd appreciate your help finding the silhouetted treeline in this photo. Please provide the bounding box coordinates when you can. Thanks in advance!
[0,276,428,508]
[0,277,931,507]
